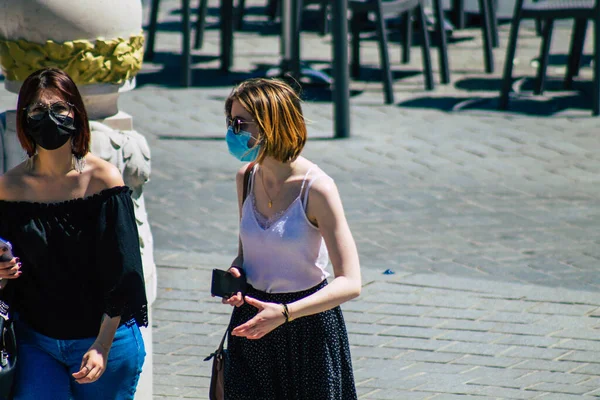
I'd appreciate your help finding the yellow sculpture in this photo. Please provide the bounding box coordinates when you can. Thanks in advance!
[0,34,144,85]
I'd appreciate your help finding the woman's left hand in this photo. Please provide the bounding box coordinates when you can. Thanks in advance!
[72,341,109,384]
[231,296,286,340]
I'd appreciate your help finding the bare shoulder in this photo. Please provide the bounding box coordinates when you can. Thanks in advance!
[307,173,338,205]
[0,163,29,201]
[86,154,124,193]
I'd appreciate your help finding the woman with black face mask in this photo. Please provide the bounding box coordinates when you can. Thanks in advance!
[0,67,148,399]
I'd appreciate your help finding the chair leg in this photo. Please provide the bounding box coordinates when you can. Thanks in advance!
[565,19,588,90]
[194,0,209,49]
[235,0,246,30]
[266,0,279,20]
[593,15,600,116]
[182,0,192,86]
[221,0,235,72]
[488,0,499,48]
[402,10,412,64]
[498,2,524,110]
[478,0,494,73]
[417,4,434,91]
[350,12,363,79]
[452,0,465,30]
[534,19,554,95]
[145,0,161,61]
[318,2,330,36]
[373,0,394,104]
[433,0,450,84]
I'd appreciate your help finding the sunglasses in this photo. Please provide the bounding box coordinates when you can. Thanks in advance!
[226,117,255,134]
[25,101,74,121]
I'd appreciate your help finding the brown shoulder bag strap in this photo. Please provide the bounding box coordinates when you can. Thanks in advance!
[242,162,255,202]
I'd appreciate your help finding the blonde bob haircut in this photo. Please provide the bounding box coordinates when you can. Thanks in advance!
[225,78,306,163]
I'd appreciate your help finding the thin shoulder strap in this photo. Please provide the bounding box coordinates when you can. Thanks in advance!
[299,167,314,194]
[301,169,325,210]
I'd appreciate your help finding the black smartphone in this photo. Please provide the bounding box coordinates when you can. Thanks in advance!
[0,237,13,262]
[211,269,248,298]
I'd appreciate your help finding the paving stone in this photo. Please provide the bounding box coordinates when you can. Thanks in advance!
[559,351,600,364]
[529,303,599,316]
[439,320,498,332]
[437,330,506,344]
[438,342,514,357]
[381,316,447,328]
[362,389,436,399]
[399,351,463,364]
[479,311,543,324]
[402,362,475,375]
[527,382,591,395]
[381,326,446,339]
[475,386,541,399]
[573,364,600,376]
[535,394,590,400]
[385,338,452,352]
[427,308,491,321]
[496,335,562,348]
[490,323,561,336]
[552,329,600,341]
[515,372,589,386]
[503,347,572,361]
[512,360,584,373]
[451,355,523,369]
[552,339,600,352]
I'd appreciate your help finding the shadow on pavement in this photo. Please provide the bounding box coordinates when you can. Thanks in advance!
[397,92,590,116]
[395,75,593,116]
[136,62,255,88]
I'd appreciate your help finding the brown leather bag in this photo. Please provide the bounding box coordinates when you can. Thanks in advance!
[205,329,228,400]
[205,162,255,400]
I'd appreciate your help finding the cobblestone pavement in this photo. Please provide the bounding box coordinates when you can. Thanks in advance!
[1,0,600,398]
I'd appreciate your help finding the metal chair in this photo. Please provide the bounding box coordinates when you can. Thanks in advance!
[349,0,436,104]
[145,0,236,83]
[145,0,195,86]
[565,18,589,90]
[498,0,599,115]
[450,0,499,73]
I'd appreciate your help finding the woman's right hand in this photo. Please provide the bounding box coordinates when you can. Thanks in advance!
[0,249,21,280]
[222,267,245,307]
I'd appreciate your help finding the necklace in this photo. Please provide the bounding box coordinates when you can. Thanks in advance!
[260,168,284,208]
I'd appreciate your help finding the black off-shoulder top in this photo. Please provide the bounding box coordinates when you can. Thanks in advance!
[0,186,148,340]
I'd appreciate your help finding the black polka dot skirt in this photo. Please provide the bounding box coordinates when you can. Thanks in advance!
[224,281,358,400]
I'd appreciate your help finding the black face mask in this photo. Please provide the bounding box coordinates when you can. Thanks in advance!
[26,112,76,151]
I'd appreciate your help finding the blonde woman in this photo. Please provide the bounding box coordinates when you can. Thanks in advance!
[221,78,361,399]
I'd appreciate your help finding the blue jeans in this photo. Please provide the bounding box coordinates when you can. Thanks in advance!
[13,319,145,400]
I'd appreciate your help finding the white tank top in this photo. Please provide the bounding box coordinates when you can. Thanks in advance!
[240,165,330,293]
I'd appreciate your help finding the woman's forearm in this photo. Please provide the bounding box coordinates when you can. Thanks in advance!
[96,314,121,351]
[286,275,361,321]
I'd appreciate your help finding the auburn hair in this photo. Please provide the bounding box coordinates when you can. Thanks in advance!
[16,67,91,158]
[225,78,306,163]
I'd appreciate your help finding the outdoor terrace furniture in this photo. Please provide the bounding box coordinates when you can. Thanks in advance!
[498,0,600,115]
[145,0,236,83]
[399,0,499,75]
[349,0,435,104]
[449,0,499,73]
[564,18,589,90]
[450,0,499,41]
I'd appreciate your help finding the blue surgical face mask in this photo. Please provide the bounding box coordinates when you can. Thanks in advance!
[226,126,260,162]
